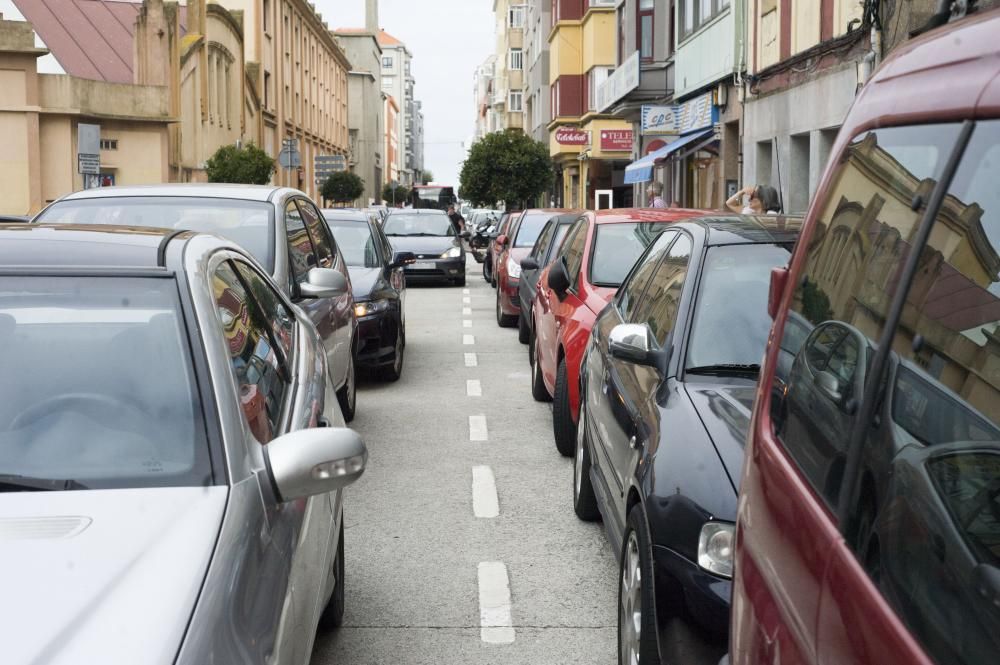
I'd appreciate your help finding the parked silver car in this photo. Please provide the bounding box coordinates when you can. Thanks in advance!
[33,184,359,421]
[0,224,367,665]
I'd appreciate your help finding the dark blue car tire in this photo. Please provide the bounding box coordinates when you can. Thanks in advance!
[518,311,530,344]
[619,505,660,665]
[319,519,346,630]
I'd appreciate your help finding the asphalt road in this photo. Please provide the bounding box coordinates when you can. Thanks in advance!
[311,257,618,665]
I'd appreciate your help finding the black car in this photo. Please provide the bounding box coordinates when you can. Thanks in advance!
[516,213,577,344]
[383,209,466,286]
[574,215,802,664]
[324,209,414,381]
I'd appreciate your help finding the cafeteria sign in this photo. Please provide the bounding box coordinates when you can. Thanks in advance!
[555,127,590,145]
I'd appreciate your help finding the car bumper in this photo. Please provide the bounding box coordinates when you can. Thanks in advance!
[404,257,465,281]
[652,544,731,639]
[356,310,400,367]
[498,277,520,315]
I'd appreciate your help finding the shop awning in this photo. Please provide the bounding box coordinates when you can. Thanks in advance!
[623,128,716,184]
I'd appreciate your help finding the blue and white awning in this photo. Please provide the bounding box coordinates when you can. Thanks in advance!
[623,128,716,185]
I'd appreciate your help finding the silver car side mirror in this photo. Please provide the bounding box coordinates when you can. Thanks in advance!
[609,323,659,368]
[299,267,348,299]
[265,427,367,502]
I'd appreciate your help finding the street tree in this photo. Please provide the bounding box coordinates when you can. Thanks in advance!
[382,183,410,206]
[459,130,554,209]
[321,171,365,205]
[419,169,434,184]
[205,143,275,185]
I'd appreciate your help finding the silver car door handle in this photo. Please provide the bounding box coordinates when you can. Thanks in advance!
[629,435,638,449]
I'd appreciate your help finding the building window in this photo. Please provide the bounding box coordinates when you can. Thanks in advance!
[509,91,523,113]
[263,0,271,34]
[681,0,731,40]
[264,71,272,109]
[382,56,393,68]
[509,48,523,71]
[509,4,526,28]
[638,0,654,60]
[382,76,393,88]
[587,67,613,112]
[99,139,118,151]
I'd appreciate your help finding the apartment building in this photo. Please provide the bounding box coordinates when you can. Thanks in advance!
[473,55,500,140]
[335,0,385,205]
[378,29,417,186]
[494,0,526,132]
[548,0,633,209]
[523,0,551,143]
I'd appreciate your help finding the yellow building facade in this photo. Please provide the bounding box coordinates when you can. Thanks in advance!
[548,2,632,209]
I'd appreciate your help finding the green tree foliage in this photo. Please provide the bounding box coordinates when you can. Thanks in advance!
[419,169,434,184]
[205,143,275,185]
[801,278,834,325]
[321,171,365,204]
[382,183,410,205]
[459,130,554,208]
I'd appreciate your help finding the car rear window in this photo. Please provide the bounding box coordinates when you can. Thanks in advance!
[35,197,275,271]
[513,213,552,247]
[0,276,212,490]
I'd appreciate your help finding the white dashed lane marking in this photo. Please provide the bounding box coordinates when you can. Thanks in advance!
[478,562,515,644]
[463,307,472,315]
[466,379,482,396]
[463,334,475,345]
[472,466,499,518]
[469,415,488,441]
[463,320,473,328]
[463,288,470,294]
[463,297,471,304]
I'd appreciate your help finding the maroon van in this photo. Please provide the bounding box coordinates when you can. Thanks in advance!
[732,10,1000,665]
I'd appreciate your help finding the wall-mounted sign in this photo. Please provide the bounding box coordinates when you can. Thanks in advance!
[640,92,718,136]
[555,127,590,145]
[640,105,677,136]
[77,122,100,176]
[596,51,640,113]
[600,129,633,152]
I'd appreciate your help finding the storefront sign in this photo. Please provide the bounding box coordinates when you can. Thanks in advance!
[600,129,633,152]
[596,51,640,113]
[640,92,718,136]
[640,105,677,136]
[555,127,590,145]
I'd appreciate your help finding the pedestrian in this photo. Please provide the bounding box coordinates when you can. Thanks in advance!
[447,204,466,235]
[646,181,667,208]
[726,184,782,215]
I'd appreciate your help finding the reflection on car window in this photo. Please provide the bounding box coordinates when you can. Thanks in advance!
[532,221,555,259]
[771,120,1000,665]
[285,201,317,290]
[233,261,295,362]
[297,200,335,268]
[213,262,289,444]
[383,213,455,237]
[559,220,588,288]
[0,276,210,489]
[632,234,691,347]
[617,230,677,323]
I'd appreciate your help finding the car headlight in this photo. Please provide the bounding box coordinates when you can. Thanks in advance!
[441,246,462,258]
[697,522,734,578]
[354,299,390,317]
[506,257,521,279]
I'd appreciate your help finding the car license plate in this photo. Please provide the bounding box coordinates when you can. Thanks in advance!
[412,261,436,270]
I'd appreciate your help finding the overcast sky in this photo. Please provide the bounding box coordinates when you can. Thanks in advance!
[319,0,494,185]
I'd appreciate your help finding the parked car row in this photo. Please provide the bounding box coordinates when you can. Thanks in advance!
[4,182,452,664]
[483,11,1000,665]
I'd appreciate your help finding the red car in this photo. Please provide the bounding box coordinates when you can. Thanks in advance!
[484,211,519,285]
[530,208,704,456]
[732,10,1000,665]
[495,209,573,328]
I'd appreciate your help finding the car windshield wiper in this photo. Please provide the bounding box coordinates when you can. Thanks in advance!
[686,363,761,377]
[0,474,90,492]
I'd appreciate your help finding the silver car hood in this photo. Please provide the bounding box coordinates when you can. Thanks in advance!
[1,486,227,665]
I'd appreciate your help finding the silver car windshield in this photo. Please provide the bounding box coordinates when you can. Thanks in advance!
[36,197,275,271]
[383,213,455,237]
[0,276,213,490]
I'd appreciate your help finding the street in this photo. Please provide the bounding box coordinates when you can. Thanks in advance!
[311,259,617,664]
